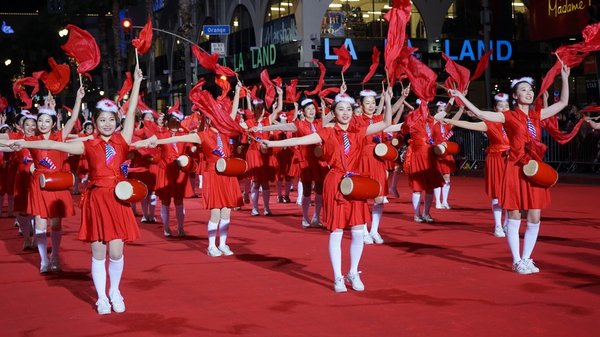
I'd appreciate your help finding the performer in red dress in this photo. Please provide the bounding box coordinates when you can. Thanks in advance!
[449,65,571,274]
[438,93,511,237]
[262,90,392,293]
[131,110,160,224]
[431,101,458,210]
[401,101,446,223]
[155,103,193,237]
[10,66,143,314]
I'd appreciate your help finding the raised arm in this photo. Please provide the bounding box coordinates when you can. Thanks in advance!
[366,86,392,135]
[375,84,385,115]
[14,139,84,155]
[156,133,200,145]
[442,118,487,132]
[541,65,570,120]
[61,86,85,140]
[121,65,143,144]
[391,86,411,124]
[262,132,321,148]
[321,99,334,126]
[272,86,284,117]
[231,82,242,120]
[449,89,505,123]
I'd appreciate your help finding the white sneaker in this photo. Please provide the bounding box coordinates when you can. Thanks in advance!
[414,215,424,223]
[110,291,126,313]
[370,232,384,244]
[49,256,61,272]
[251,209,260,216]
[264,209,272,216]
[522,258,540,273]
[96,298,111,315]
[363,232,374,245]
[177,228,186,237]
[494,225,506,238]
[442,203,451,209]
[310,218,323,228]
[422,214,435,223]
[163,228,172,237]
[383,196,390,204]
[218,245,234,256]
[40,262,50,274]
[301,219,310,228]
[346,271,365,291]
[207,245,223,257]
[512,260,533,275]
[435,204,444,209]
[334,276,347,293]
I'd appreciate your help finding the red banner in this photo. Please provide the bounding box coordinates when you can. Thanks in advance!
[529,0,593,40]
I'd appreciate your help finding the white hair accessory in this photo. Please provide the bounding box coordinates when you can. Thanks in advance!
[510,77,534,89]
[170,111,184,121]
[300,98,314,108]
[494,93,509,102]
[415,99,422,106]
[436,101,447,107]
[141,109,153,115]
[334,93,355,105]
[252,98,264,105]
[82,120,93,128]
[359,89,377,97]
[96,98,119,113]
[20,110,31,116]
[38,107,57,116]
[0,123,10,130]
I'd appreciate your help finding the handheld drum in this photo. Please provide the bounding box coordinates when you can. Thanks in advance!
[522,160,558,188]
[115,179,148,203]
[176,155,197,172]
[434,141,460,156]
[216,157,248,176]
[40,172,75,191]
[339,175,381,200]
[374,143,398,161]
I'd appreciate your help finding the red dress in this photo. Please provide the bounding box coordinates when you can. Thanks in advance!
[401,114,445,192]
[500,108,550,210]
[130,126,161,193]
[274,130,295,179]
[484,122,510,199]
[0,151,11,196]
[78,133,140,242]
[317,125,371,231]
[155,130,193,201]
[354,114,388,197]
[198,130,243,209]
[7,132,33,212]
[245,117,278,182]
[26,130,75,218]
[294,120,326,183]
[432,122,456,174]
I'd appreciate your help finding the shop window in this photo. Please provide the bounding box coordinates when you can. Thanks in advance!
[229,5,256,54]
[265,0,297,22]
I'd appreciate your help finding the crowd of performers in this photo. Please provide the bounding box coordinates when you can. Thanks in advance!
[1,59,597,314]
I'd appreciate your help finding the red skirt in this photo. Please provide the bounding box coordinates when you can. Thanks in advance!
[13,164,32,213]
[358,145,388,197]
[275,147,294,178]
[288,148,302,177]
[79,186,140,242]
[28,171,75,218]
[202,167,243,209]
[405,145,445,192]
[500,160,550,210]
[321,170,371,231]
[485,152,506,200]
[128,164,158,193]
[155,161,193,201]
[436,154,456,175]
[246,148,278,182]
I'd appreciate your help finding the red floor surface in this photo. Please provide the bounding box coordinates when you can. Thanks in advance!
[1,175,599,337]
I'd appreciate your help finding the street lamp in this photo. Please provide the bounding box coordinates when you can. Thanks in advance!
[4,59,11,66]
[99,90,105,96]
[58,28,69,37]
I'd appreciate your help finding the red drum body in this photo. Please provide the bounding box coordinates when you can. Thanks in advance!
[216,158,248,176]
[434,141,460,156]
[339,175,381,200]
[391,138,401,147]
[374,143,398,161]
[313,145,323,158]
[522,160,558,188]
[115,179,148,202]
[177,155,197,172]
[39,172,75,191]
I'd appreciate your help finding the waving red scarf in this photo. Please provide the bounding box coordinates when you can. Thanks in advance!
[61,24,100,73]
[470,50,492,81]
[132,17,153,54]
[260,69,276,109]
[304,59,326,96]
[362,46,380,84]
[191,45,236,77]
[215,76,231,101]
[12,77,40,109]
[334,44,351,73]
[190,89,244,136]
[117,72,133,102]
[40,58,70,94]
[384,0,411,78]
[285,79,299,103]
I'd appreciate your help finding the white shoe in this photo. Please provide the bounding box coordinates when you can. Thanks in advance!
[301,219,310,228]
[346,271,365,291]
[414,215,424,223]
[494,225,506,238]
[512,260,533,275]
[310,218,323,228]
[109,291,126,313]
[435,204,444,209]
[177,228,185,237]
[442,203,451,209]
[163,228,172,237]
[264,209,272,216]
[218,245,234,256]
[422,214,435,223]
[40,262,50,274]
[49,256,61,272]
[207,245,223,257]
[363,232,374,245]
[251,209,260,216]
[370,232,384,244]
[522,258,540,273]
[96,298,111,315]
[383,196,390,204]
[334,276,347,293]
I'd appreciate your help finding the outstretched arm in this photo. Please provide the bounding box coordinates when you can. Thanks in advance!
[61,86,85,140]
[121,65,144,144]
[262,132,321,148]
[366,86,392,135]
[541,65,570,120]
[449,89,505,123]
[13,139,84,155]
[442,118,487,132]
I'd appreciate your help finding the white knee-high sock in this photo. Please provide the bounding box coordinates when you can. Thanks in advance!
[141,197,149,219]
[522,222,540,260]
[175,205,185,230]
[329,231,343,279]
[276,181,283,198]
[251,186,259,210]
[412,192,421,216]
[284,180,293,197]
[313,194,323,220]
[433,187,441,206]
[423,193,433,215]
[91,258,107,300]
[219,219,230,246]
[296,182,304,204]
[492,199,503,227]
[442,182,450,205]
[302,196,311,222]
[108,256,124,296]
[7,195,14,216]
[149,194,157,220]
[207,221,218,247]
[506,219,521,264]
[370,204,383,235]
[35,229,48,265]
[50,230,62,259]
[349,227,365,274]
[198,174,203,189]
[262,188,271,211]
[160,205,169,230]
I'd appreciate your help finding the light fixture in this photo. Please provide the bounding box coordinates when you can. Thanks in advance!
[233,20,239,27]
[99,90,105,96]
[329,4,342,8]
[4,59,11,66]
[58,28,68,37]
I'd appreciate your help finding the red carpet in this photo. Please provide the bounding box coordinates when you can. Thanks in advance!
[1,175,599,337]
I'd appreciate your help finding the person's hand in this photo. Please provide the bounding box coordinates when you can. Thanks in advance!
[561,64,570,78]
[401,85,410,98]
[235,81,243,92]
[434,111,447,122]
[448,89,463,98]
[76,85,85,100]
[275,86,283,96]
[133,65,143,83]
[9,140,22,150]
[0,113,6,125]
[293,102,298,110]
[45,93,56,110]
[340,82,347,95]
[260,139,272,148]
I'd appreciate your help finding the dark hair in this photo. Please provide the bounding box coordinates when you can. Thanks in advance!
[93,110,120,128]
[37,112,58,130]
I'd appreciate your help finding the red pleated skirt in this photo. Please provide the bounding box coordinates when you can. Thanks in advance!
[28,172,75,218]
[484,152,506,199]
[405,146,445,192]
[321,170,371,231]
[500,159,551,210]
[201,167,243,209]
